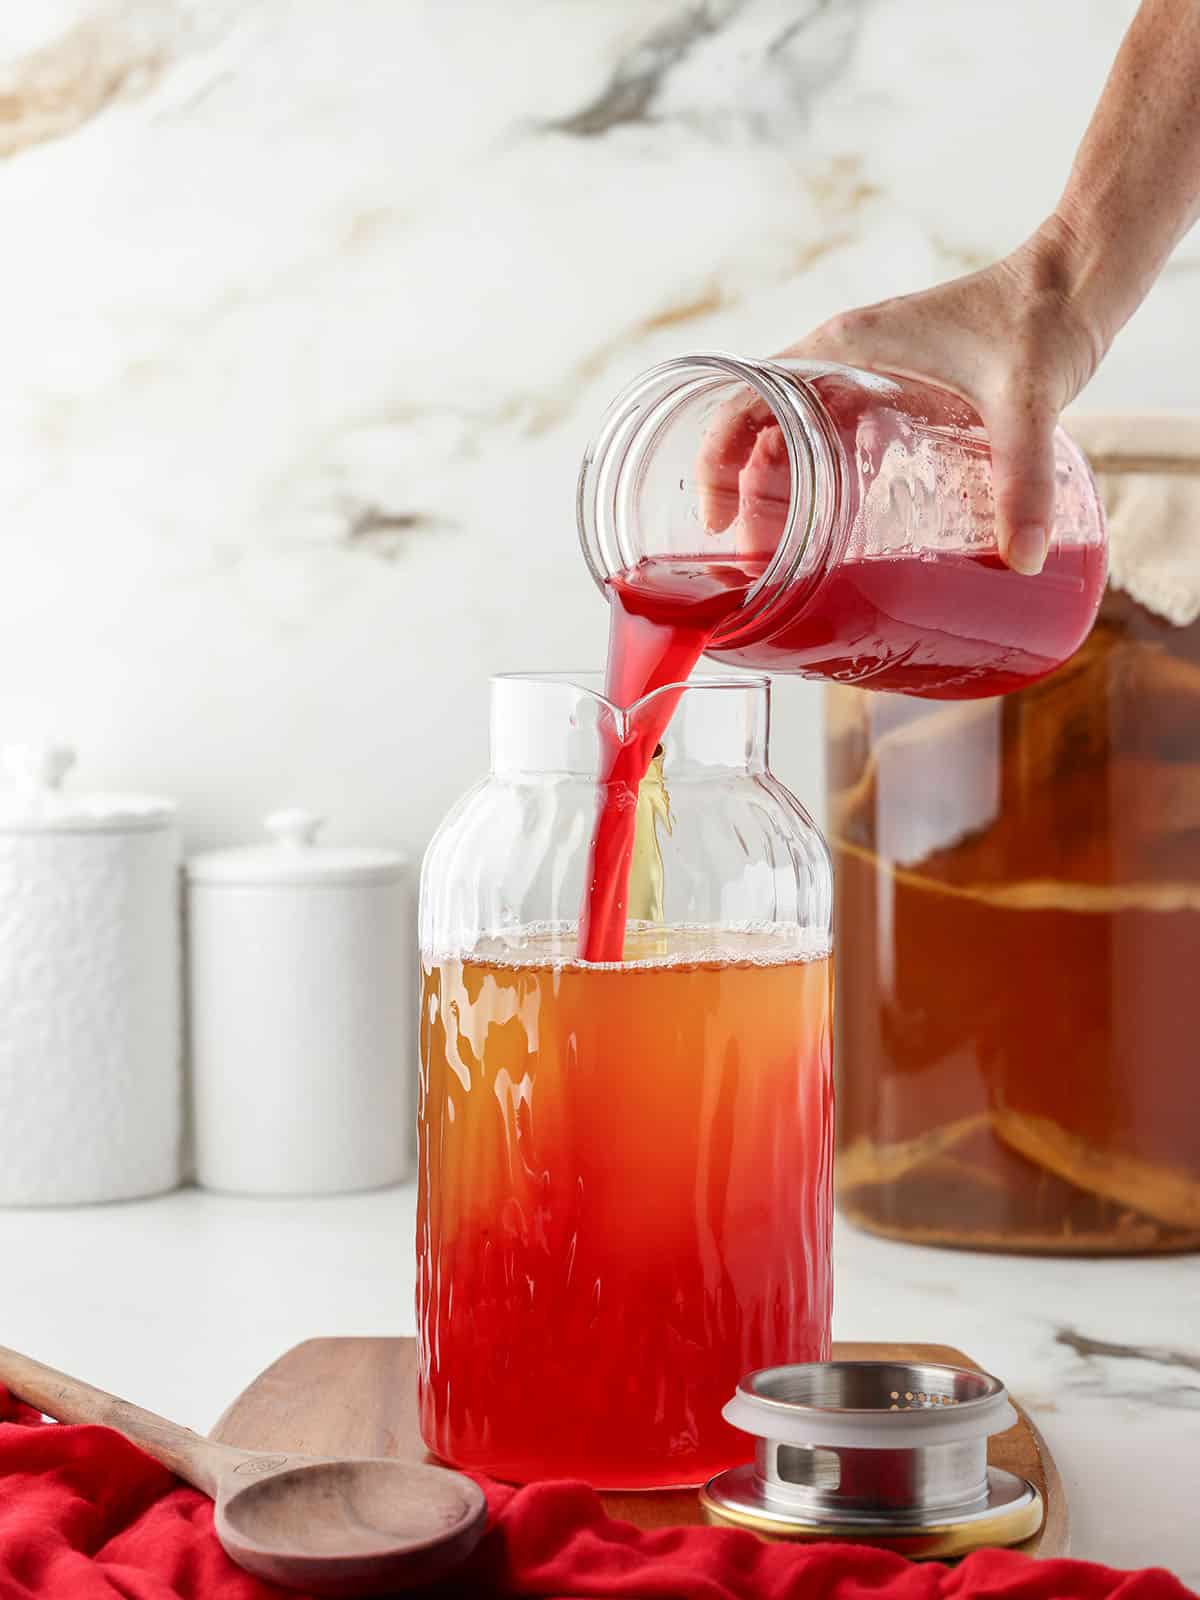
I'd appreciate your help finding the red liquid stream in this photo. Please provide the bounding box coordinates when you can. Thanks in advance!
[578,563,751,960]
[580,542,1106,962]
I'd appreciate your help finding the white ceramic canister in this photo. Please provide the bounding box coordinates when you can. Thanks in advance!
[187,810,412,1195]
[0,745,181,1205]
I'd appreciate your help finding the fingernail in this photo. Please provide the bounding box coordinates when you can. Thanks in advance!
[1007,525,1048,576]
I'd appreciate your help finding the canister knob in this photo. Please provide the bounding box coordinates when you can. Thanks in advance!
[2,743,76,796]
[264,809,325,849]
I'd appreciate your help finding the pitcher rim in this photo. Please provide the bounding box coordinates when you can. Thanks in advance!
[491,669,769,719]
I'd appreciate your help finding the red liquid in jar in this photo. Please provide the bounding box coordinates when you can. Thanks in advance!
[709,546,1108,696]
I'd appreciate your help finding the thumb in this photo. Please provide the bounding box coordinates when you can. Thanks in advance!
[982,392,1059,576]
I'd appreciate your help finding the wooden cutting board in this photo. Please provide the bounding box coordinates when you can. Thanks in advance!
[211,1338,1068,1559]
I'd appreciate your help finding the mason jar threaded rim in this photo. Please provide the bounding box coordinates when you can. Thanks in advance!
[576,353,838,643]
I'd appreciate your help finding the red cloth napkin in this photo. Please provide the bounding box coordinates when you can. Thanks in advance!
[0,1389,1191,1600]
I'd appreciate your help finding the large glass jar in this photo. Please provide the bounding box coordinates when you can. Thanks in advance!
[579,354,1106,698]
[828,416,1200,1253]
[418,673,833,1487]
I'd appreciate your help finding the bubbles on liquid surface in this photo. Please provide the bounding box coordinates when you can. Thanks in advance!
[428,920,830,972]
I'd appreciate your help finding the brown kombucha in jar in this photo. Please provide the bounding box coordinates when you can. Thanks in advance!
[828,415,1200,1253]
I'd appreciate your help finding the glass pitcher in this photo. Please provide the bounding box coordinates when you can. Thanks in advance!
[579,354,1106,697]
[417,672,833,1488]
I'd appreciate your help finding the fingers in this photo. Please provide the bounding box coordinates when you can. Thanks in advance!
[694,302,928,541]
[695,393,774,532]
[736,422,791,557]
[695,261,1070,576]
[982,389,1059,575]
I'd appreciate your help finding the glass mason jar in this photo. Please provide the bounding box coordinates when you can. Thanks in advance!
[579,354,1106,698]
[827,415,1200,1254]
[417,672,833,1488]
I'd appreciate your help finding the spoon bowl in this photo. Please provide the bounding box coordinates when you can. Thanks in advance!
[215,1456,488,1595]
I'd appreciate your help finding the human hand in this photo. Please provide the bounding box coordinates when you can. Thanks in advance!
[698,217,1105,575]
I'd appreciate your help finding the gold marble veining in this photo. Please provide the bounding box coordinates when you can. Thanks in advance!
[0,17,166,160]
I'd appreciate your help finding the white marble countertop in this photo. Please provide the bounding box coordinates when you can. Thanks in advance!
[2,1186,1196,1587]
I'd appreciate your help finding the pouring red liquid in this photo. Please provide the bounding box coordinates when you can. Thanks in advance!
[577,359,1106,963]
[580,540,1105,962]
[578,561,752,959]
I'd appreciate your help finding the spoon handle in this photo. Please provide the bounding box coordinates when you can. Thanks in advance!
[0,1342,239,1497]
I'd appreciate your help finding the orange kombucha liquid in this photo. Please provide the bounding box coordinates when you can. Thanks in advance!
[416,926,833,1488]
[829,590,1200,1251]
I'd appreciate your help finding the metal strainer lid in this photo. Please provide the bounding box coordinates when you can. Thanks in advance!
[724,1359,1017,1448]
[702,1360,1043,1559]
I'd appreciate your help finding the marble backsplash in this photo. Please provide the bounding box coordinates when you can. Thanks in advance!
[0,0,1184,855]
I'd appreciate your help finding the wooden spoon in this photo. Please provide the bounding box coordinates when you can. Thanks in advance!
[0,1344,486,1596]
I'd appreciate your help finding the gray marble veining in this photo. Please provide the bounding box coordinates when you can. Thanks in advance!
[0,0,1170,860]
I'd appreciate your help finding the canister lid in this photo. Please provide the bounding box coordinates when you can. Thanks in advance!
[187,810,406,888]
[0,744,175,834]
